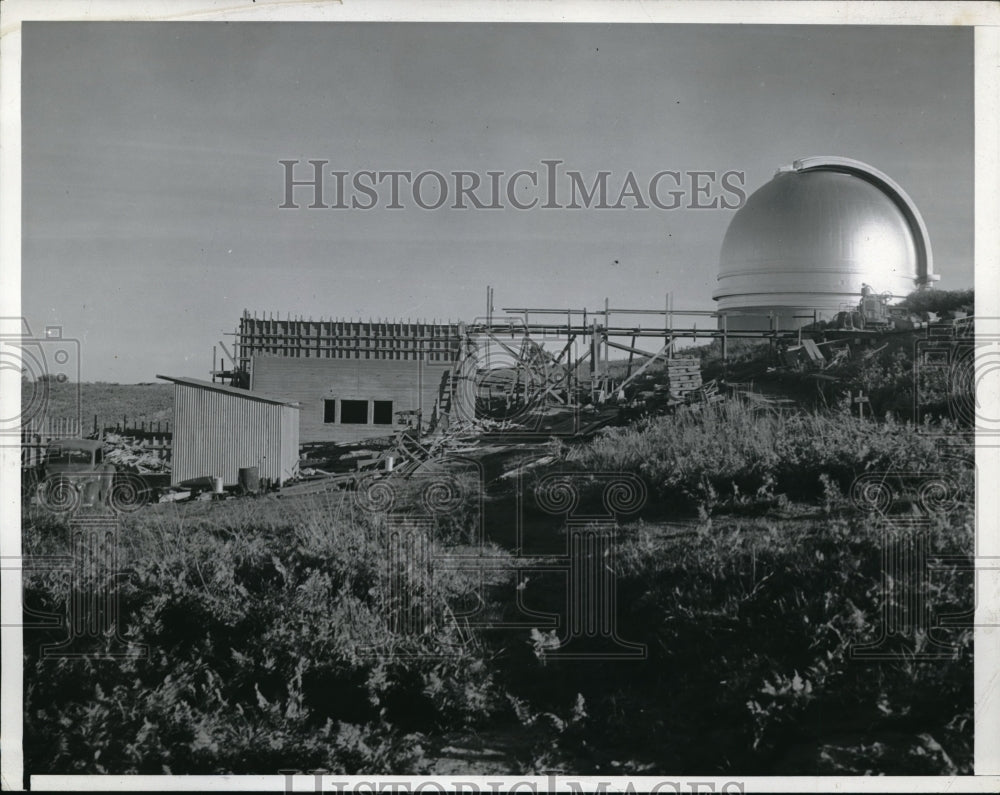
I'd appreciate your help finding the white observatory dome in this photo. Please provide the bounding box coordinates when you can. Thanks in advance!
[713,156,936,331]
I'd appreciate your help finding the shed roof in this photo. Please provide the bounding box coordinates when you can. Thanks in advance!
[156,375,300,408]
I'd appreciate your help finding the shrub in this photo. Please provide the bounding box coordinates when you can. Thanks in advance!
[23,494,511,774]
[495,502,973,773]
[566,401,970,512]
[897,288,974,318]
[23,396,974,775]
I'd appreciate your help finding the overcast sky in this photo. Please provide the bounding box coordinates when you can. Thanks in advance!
[22,23,973,383]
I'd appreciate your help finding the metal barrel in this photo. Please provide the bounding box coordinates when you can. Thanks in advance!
[238,466,259,494]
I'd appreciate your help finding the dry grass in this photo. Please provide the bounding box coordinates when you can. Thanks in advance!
[567,399,969,510]
[21,398,975,775]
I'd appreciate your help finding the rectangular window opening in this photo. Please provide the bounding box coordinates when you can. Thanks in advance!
[323,399,336,424]
[340,399,368,424]
[373,400,393,425]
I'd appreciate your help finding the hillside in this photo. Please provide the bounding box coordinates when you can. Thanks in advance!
[18,302,976,775]
[21,381,174,429]
[21,398,974,775]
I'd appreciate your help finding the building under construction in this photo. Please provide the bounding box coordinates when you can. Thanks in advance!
[217,302,737,444]
[218,315,469,443]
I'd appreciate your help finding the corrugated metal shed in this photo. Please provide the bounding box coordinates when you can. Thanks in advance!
[157,375,300,487]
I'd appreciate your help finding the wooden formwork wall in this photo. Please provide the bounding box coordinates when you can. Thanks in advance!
[239,314,469,444]
[250,355,457,444]
[236,315,463,366]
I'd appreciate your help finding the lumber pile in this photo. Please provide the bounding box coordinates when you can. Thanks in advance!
[685,378,723,405]
[102,432,171,474]
[664,357,703,402]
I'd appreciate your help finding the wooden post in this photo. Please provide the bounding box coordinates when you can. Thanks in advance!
[604,297,611,393]
[589,321,598,385]
[854,390,869,420]
[722,314,728,363]
[666,292,672,360]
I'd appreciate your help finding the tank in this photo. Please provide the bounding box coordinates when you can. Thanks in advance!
[714,156,936,331]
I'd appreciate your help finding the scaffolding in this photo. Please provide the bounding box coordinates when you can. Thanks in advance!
[211,293,801,413]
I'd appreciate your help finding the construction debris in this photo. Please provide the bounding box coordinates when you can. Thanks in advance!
[102,432,171,474]
[684,378,724,408]
[276,472,358,498]
[781,339,826,370]
[665,357,703,402]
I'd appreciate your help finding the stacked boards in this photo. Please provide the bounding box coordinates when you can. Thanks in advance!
[665,357,703,402]
[623,355,723,416]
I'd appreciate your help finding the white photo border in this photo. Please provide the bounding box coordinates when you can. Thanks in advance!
[2,1,998,791]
